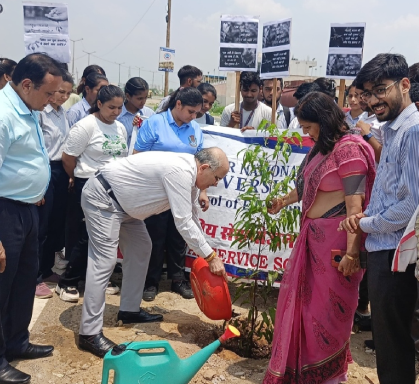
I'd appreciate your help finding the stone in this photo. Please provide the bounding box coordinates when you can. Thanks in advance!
[52,373,64,378]
[203,369,217,380]
[365,372,380,384]
[234,371,245,376]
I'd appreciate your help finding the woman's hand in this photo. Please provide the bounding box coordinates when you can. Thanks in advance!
[267,196,287,215]
[338,212,366,234]
[199,190,209,212]
[208,256,228,281]
[338,255,360,276]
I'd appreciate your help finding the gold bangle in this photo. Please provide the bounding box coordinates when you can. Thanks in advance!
[345,254,358,261]
[204,251,217,263]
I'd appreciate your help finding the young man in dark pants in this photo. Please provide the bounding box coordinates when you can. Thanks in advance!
[340,53,419,384]
[0,53,62,384]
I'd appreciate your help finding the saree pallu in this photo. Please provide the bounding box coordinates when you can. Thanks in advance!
[264,135,376,384]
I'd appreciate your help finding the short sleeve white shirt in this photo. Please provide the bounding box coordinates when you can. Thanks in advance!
[64,114,128,178]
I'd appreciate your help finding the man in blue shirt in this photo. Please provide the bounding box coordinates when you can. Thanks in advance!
[340,54,419,384]
[0,53,63,384]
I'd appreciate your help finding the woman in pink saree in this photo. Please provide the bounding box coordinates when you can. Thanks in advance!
[263,92,376,384]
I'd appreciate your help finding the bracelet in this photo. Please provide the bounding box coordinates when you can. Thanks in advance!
[345,254,359,261]
[204,251,217,263]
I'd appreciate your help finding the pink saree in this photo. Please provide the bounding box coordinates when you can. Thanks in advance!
[263,134,376,384]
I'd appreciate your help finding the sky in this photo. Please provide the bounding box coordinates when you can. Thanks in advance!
[1,0,419,89]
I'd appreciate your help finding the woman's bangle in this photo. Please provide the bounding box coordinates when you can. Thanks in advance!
[204,251,217,263]
[345,254,359,261]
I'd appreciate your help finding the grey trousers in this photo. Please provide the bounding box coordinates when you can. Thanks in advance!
[79,177,152,335]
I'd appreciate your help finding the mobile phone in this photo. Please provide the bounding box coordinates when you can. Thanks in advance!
[331,249,345,268]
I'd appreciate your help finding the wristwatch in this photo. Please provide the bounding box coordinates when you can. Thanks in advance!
[363,133,373,142]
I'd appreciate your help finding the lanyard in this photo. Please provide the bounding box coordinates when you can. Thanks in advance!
[240,102,257,129]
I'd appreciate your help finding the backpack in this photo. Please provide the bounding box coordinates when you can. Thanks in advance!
[205,113,215,125]
[283,106,291,127]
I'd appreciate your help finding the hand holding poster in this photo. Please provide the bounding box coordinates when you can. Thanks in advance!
[219,15,259,72]
[260,19,292,79]
[23,2,70,63]
[326,23,366,80]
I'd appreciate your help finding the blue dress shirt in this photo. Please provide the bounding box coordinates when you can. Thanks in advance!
[134,109,203,154]
[0,83,50,204]
[66,97,90,127]
[360,103,419,252]
[117,104,155,147]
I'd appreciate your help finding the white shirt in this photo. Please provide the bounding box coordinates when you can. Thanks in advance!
[362,113,386,144]
[40,104,70,161]
[220,102,272,129]
[64,114,128,178]
[275,103,294,129]
[100,151,213,258]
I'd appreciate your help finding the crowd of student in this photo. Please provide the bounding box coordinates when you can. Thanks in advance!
[1,51,419,384]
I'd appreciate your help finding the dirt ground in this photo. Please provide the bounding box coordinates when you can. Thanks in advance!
[11,273,398,384]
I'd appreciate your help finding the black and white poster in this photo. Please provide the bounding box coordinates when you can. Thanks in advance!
[262,20,291,49]
[326,53,363,77]
[219,47,257,70]
[326,22,365,80]
[219,15,259,72]
[260,19,291,79]
[23,2,70,63]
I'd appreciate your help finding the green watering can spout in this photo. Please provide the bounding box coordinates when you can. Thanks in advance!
[101,326,240,384]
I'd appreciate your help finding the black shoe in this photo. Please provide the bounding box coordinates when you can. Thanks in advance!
[0,364,30,384]
[142,286,157,302]
[117,309,163,324]
[6,344,53,362]
[364,339,375,351]
[78,332,116,358]
[354,310,371,331]
[171,280,194,299]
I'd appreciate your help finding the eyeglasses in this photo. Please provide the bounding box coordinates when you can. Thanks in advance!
[360,80,400,102]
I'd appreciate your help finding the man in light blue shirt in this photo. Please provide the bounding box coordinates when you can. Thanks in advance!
[0,53,62,384]
[340,54,419,384]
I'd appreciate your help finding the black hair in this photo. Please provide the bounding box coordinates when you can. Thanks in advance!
[355,53,408,90]
[161,87,203,112]
[61,70,74,85]
[240,71,261,89]
[89,85,124,114]
[345,80,357,97]
[409,83,419,103]
[82,72,108,97]
[0,58,17,78]
[124,77,149,96]
[76,64,107,94]
[293,82,321,100]
[294,91,349,155]
[197,82,217,99]
[313,77,336,98]
[262,78,284,89]
[59,63,69,71]
[408,63,419,84]
[178,65,202,86]
[12,53,63,88]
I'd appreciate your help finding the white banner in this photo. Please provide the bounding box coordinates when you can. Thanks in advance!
[185,125,312,279]
[23,2,70,63]
[158,47,175,73]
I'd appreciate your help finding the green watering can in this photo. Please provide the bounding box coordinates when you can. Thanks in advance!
[101,325,240,384]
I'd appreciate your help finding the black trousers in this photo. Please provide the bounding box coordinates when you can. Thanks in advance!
[144,209,186,288]
[358,270,369,312]
[368,249,417,384]
[37,161,68,279]
[0,199,39,368]
[59,177,88,288]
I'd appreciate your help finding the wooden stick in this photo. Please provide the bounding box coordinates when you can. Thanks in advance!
[234,71,241,128]
[338,79,346,108]
[271,78,278,125]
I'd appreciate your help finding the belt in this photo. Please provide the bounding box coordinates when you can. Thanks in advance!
[0,197,31,206]
[95,171,123,209]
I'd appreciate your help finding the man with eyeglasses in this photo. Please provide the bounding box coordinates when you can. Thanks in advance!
[339,53,419,384]
[76,147,229,357]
